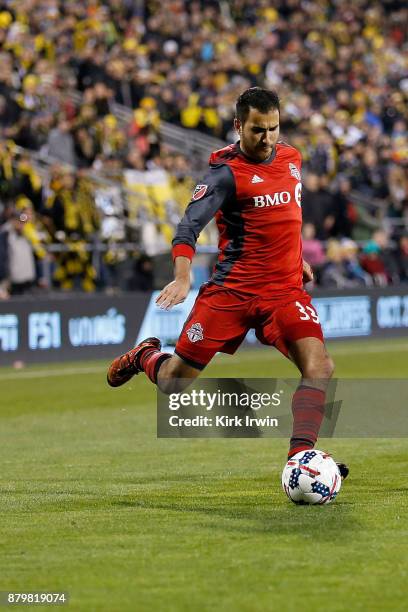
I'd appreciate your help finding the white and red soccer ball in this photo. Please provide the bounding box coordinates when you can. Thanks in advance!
[282,449,342,505]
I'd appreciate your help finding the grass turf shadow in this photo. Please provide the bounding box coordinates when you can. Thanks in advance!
[111,478,359,537]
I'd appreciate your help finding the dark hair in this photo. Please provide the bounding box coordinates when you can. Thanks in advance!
[236,87,280,124]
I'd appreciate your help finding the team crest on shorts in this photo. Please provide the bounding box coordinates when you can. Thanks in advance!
[192,184,208,201]
[187,322,204,342]
[289,163,301,181]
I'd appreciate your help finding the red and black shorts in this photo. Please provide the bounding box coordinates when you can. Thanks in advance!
[175,283,324,370]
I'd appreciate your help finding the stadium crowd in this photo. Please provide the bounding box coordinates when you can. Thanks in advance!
[0,0,407,297]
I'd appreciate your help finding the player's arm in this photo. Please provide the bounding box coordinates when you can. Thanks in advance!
[155,255,192,310]
[156,164,234,309]
[302,259,314,283]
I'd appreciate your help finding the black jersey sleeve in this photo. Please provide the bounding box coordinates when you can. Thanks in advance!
[172,164,235,250]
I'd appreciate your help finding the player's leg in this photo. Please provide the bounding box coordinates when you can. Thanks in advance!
[285,336,334,455]
[106,329,204,392]
[257,295,339,456]
[163,285,251,393]
[156,354,202,394]
[287,336,334,390]
[259,295,332,457]
[107,336,203,392]
[107,284,251,394]
[282,335,348,477]
[256,294,349,478]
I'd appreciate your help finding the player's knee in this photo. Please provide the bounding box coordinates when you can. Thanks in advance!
[303,355,334,380]
[323,356,335,379]
[161,356,194,378]
[157,356,201,394]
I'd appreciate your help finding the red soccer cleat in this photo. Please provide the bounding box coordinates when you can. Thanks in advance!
[107,337,161,387]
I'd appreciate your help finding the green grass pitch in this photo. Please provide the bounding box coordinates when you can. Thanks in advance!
[1,338,407,611]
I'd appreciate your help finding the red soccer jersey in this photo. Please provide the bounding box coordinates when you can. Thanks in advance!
[172,141,303,297]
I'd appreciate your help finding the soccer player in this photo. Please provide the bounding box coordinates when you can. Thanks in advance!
[107,87,348,476]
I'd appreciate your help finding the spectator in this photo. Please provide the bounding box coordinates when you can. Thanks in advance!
[0,0,406,293]
[95,114,126,160]
[74,127,98,168]
[320,240,353,289]
[130,253,154,291]
[47,117,77,166]
[0,210,37,295]
[354,147,389,200]
[42,168,99,291]
[309,128,336,177]
[341,239,372,286]
[360,242,389,286]
[91,82,114,118]
[301,173,334,240]
[371,229,400,283]
[330,177,356,238]
[0,93,21,135]
[301,222,325,269]
[395,235,408,282]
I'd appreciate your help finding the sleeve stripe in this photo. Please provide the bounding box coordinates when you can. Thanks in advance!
[172,244,195,262]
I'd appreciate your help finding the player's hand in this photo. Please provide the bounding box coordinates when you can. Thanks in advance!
[302,259,314,284]
[156,277,191,310]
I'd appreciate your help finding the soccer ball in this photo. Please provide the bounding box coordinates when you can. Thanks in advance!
[282,450,342,505]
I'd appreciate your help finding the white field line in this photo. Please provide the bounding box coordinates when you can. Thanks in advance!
[1,340,408,380]
[0,365,106,380]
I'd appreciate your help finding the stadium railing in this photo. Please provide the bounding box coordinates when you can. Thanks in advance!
[67,90,226,168]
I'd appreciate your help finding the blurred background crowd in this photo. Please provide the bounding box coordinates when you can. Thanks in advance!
[0,0,407,298]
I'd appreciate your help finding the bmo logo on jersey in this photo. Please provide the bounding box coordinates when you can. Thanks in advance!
[253,183,302,208]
